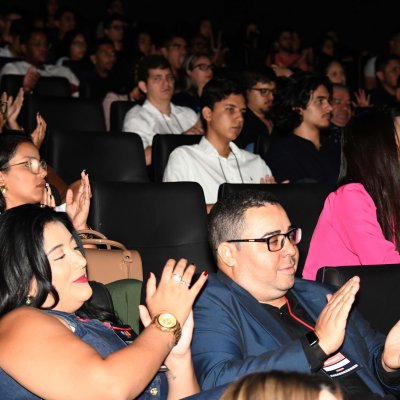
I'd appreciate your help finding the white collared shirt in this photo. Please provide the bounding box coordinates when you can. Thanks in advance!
[122,99,198,148]
[163,136,273,203]
[0,60,79,88]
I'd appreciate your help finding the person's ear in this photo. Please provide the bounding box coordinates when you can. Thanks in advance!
[217,242,237,268]
[202,106,212,123]
[138,80,148,94]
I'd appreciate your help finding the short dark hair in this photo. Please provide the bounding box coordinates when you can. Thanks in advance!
[137,54,171,82]
[339,107,400,252]
[242,67,276,91]
[88,37,114,56]
[20,28,47,45]
[375,53,400,74]
[103,13,127,30]
[0,133,33,213]
[271,73,332,134]
[209,190,280,257]
[0,205,82,317]
[200,78,244,130]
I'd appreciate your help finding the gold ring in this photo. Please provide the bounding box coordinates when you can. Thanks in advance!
[172,273,182,283]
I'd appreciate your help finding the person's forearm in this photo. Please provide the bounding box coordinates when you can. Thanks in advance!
[165,353,200,400]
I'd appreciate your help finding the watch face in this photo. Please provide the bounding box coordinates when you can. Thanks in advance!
[158,313,177,328]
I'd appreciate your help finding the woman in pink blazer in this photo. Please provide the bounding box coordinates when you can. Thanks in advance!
[303,107,400,280]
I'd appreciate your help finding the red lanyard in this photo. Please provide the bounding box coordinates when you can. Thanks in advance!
[283,296,315,332]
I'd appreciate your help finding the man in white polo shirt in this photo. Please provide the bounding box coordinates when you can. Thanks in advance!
[123,55,201,165]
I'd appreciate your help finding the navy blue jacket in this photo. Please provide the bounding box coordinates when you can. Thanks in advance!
[192,272,400,397]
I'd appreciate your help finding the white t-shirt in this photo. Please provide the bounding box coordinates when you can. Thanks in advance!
[163,136,273,203]
[122,99,198,148]
[0,60,80,95]
[364,56,377,78]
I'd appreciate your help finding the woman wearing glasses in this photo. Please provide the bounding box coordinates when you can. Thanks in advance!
[303,107,400,280]
[0,132,90,232]
[173,52,213,114]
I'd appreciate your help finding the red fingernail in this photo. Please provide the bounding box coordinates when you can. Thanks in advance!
[203,271,208,276]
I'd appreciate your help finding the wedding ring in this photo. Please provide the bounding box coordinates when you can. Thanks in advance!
[180,280,190,287]
[39,203,46,208]
[172,273,182,282]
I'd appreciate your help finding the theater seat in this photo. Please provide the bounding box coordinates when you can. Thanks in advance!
[316,264,400,334]
[152,134,202,182]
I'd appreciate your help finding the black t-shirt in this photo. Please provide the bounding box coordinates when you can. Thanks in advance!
[265,133,340,184]
[260,291,395,400]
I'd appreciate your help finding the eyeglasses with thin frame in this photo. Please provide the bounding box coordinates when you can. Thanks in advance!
[227,227,302,252]
[193,63,214,71]
[3,158,47,175]
[250,87,276,96]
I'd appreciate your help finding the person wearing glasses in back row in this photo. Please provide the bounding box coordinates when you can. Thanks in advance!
[190,190,400,400]
[0,133,90,234]
[173,52,214,114]
[234,66,277,152]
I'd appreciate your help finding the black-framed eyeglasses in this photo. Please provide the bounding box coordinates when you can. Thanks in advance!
[227,227,302,252]
[0,101,7,115]
[250,87,276,96]
[3,158,47,175]
[193,63,214,71]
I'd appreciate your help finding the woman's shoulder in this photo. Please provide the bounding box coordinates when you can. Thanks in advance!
[334,183,371,200]
[328,183,375,211]
[0,307,70,338]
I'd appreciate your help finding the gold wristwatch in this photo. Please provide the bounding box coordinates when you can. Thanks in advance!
[153,313,182,346]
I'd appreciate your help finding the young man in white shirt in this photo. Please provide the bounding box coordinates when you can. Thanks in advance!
[163,78,275,211]
[0,28,79,96]
[122,55,201,165]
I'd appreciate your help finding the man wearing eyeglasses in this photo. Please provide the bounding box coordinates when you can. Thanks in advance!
[235,67,277,152]
[192,190,400,399]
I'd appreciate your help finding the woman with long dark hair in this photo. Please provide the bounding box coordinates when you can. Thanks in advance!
[0,204,208,399]
[303,107,400,279]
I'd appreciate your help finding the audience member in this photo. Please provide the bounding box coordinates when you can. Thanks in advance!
[0,133,90,231]
[303,108,400,280]
[370,54,400,107]
[173,52,214,113]
[79,37,121,99]
[320,84,352,146]
[235,66,276,151]
[159,33,188,93]
[0,28,79,95]
[163,78,274,208]
[364,31,400,91]
[103,13,128,55]
[123,55,200,165]
[220,371,343,400]
[0,204,208,399]
[266,73,340,184]
[192,189,400,399]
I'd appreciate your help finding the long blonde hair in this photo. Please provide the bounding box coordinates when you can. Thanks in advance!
[220,371,343,400]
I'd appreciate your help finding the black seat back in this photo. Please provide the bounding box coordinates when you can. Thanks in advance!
[24,95,105,133]
[88,181,216,282]
[152,134,202,182]
[110,100,136,132]
[1,75,70,98]
[44,130,149,184]
[316,264,400,334]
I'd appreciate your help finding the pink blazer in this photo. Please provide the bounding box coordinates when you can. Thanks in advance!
[303,183,400,280]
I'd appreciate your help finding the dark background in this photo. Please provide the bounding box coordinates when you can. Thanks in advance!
[3,0,400,53]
